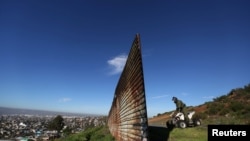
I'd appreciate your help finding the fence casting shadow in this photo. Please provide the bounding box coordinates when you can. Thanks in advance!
[148,126,174,141]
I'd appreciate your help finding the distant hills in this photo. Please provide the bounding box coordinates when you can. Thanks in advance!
[0,107,100,117]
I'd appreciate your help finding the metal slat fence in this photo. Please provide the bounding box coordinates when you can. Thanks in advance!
[108,34,149,141]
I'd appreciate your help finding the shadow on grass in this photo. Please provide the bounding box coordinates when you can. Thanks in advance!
[148,126,174,141]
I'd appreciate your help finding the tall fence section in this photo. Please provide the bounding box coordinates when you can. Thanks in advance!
[108,34,149,141]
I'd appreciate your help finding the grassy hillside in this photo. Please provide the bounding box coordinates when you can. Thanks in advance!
[149,83,250,126]
[147,83,250,141]
[148,126,207,141]
[196,83,250,125]
[55,125,115,141]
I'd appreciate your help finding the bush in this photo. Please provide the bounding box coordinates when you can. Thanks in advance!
[207,102,224,115]
[193,112,207,120]
[219,108,230,116]
[229,101,244,112]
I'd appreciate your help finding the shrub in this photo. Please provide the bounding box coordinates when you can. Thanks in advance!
[193,112,207,120]
[207,102,224,115]
[229,101,244,112]
[219,108,230,116]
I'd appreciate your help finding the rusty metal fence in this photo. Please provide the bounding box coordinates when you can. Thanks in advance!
[108,34,149,141]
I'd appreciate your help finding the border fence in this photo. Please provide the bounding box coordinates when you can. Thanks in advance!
[108,34,149,141]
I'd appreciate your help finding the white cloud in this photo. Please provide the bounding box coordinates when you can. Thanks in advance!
[202,96,215,99]
[107,54,127,75]
[181,92,188,96]
[59,98,72,102]
[151,94,169,99]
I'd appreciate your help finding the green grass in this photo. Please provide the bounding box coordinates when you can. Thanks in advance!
[148,125,207,141]
[55,125,115,141]
[56,125,207,141]
[202,116,250,125]
[168,126,207,141]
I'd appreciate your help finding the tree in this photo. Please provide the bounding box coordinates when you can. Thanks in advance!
[48,115,65,133]
[63,126,72,136]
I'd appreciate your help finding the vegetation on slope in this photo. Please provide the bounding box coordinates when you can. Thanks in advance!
[149,83,250,125]
[147,83,250,141]
[197,83,250,124]
[55,125,115,141]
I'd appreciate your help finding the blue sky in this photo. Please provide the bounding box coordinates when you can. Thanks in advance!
[0,0,249,117]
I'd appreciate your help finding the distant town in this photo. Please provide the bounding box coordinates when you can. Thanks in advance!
[0,107,108,141]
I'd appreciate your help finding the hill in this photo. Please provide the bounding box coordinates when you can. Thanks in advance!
[148,83,250,126]
[0,107,98,117]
